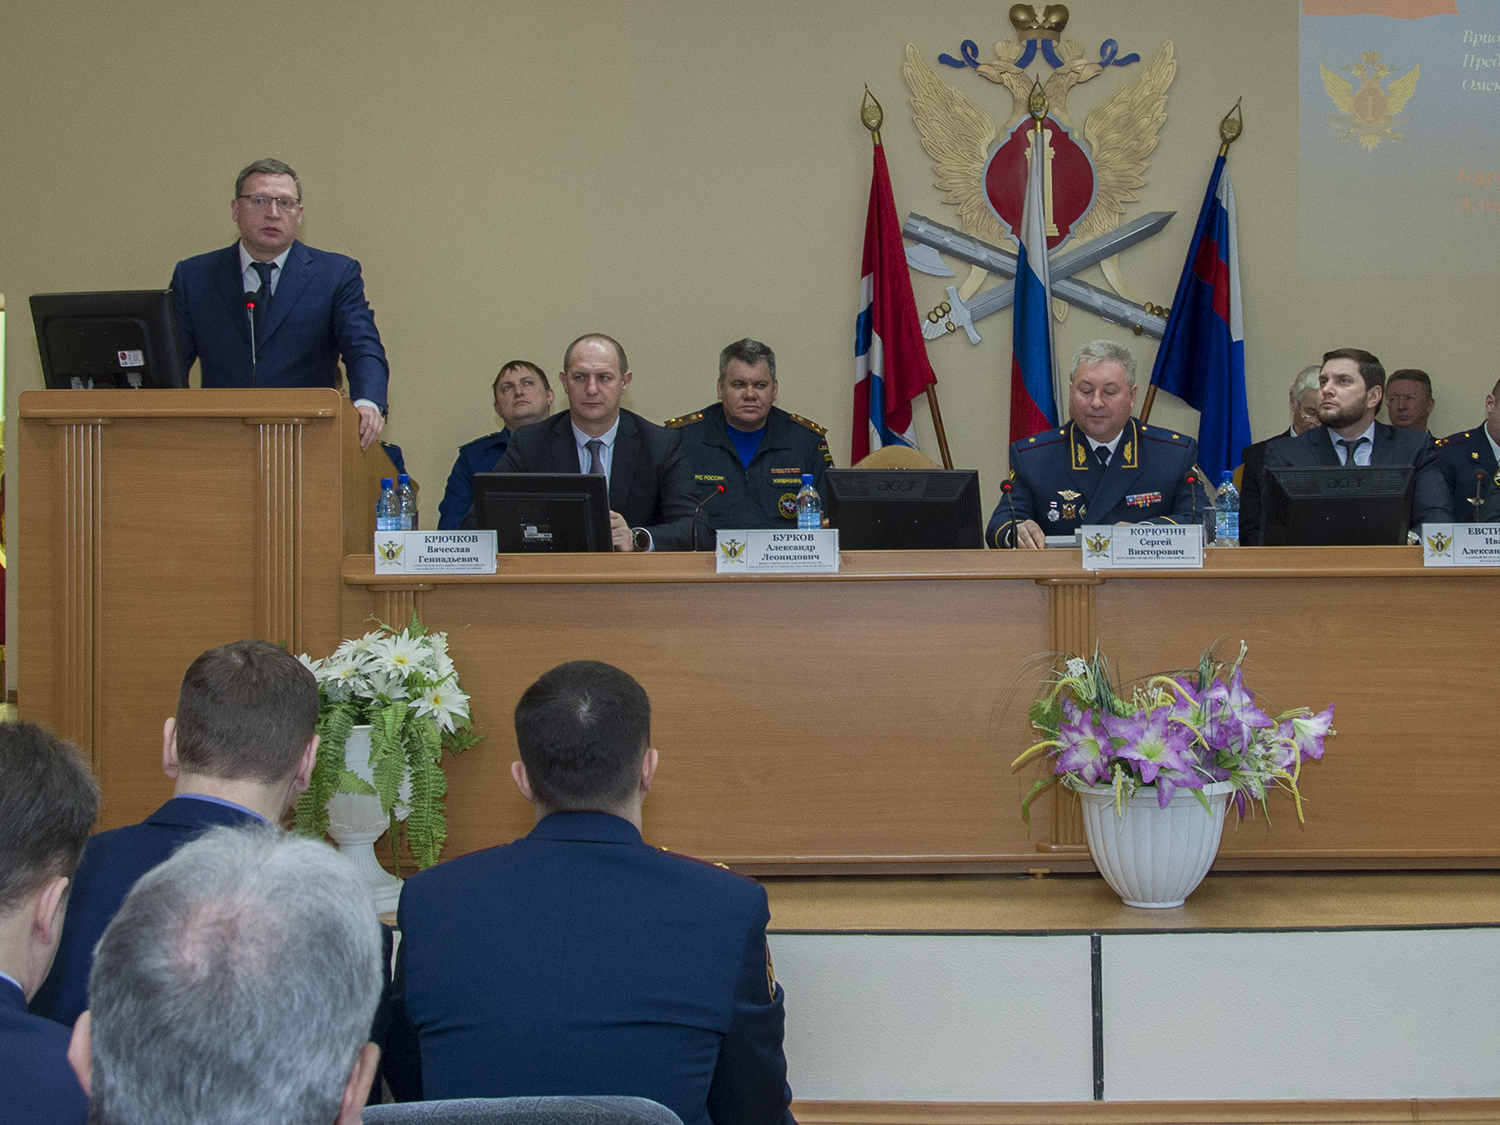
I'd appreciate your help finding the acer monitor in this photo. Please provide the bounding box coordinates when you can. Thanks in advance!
[472,473,613,552]
[824,468,983,549]
[30,290,188,389]
[1260,464,1415,546]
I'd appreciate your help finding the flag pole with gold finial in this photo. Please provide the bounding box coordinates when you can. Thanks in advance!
[862,87,954,470]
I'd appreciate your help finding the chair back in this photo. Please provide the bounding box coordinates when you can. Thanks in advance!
[853,444,940,470]
[363,1096,684,1125]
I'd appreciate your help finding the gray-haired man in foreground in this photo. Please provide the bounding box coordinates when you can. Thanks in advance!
[67,828,383,1125]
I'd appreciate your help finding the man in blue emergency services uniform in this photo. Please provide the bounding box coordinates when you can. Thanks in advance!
[988,340,1201,548]
[667,338,832,543]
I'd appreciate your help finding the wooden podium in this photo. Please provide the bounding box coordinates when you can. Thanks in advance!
[18,389,389,828]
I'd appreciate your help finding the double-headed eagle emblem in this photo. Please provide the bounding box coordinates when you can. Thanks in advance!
[1320,50,1419,153]
[903,4,1175,319]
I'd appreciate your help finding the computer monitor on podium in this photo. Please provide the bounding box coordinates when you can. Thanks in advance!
[1260,465,1414,546]
[824,468,983,549]
[472,473,614,552]
[30,290,188,389]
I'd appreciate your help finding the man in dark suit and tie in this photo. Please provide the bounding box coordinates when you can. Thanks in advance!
[0,722,100,1125]
[1434,377,1500,521]
[1261,347,1452,538]
[30,641,320,1029]
[494,333,697,550]
[987,340,1202,548]
[1238,364,1323,547]
[170,159,390,449]
[386,660,795,1125]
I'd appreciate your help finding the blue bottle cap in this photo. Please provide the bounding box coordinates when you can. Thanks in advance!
[801,473,814,483]
[380,478,393,489]
[398,473,411,485]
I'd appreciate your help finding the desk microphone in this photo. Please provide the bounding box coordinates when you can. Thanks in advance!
[1189,463,1214,540]
[1473,468,1488,521]
[243,292,259,387]
[1000,479,1018,548]
[692,484,725,552]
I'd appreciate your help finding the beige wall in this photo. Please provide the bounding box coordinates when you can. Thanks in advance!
[5,1,1496,675]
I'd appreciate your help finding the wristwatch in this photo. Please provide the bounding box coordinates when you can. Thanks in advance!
[631,527,652,552]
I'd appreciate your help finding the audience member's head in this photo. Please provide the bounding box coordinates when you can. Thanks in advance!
[0,722,100,999]
[717,338,779,433]
[1068,339,1138,444]
[1384,368,1435,432]
[1289,365,1323,435]
[512,660,655,819]
[559,334,633,437]
[71,828,382,1125]
[1318,347,1385,433]
[492,360,554,432]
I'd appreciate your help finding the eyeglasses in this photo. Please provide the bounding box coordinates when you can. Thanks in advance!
[236,194,302,212]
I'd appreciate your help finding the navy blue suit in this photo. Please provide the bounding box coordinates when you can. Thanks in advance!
[438,430,512,530]
[987,418,1201,547]
[1434,425,1500,521]
[1261,422,1452,531]
[170,240,389,410]
[1,978,87,1125]
[495,411,698,551]
[30,797,261,1028]
[386,812,794,1125]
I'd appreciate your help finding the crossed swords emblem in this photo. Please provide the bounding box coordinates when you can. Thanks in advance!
[904,209,1174,343]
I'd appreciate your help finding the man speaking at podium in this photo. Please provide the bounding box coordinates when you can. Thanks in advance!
[170,159,390,449]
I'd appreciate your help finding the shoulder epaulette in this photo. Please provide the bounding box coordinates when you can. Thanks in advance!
[1435,431,1471,448]
[656,845,760,884]
[1015,427,1069,452]
[787,412,828,436]
[664,411,704,429]
[1139,422,1193,448]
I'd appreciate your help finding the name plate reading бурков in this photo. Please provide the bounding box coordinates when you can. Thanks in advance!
[715,529,839,574]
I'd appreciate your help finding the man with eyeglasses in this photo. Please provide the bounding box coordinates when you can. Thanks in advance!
[1383,369,1435,433]
[169,158,390,449]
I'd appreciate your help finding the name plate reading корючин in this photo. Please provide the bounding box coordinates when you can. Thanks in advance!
[715,529,839,574]
[1422,524,1500,567]
[375,531,498,575]
[1079,523,1203,570]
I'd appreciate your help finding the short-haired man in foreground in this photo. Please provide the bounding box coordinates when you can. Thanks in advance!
[387,660,795,1125]
[0,722,100,1125]
[1434,376,1500,521]
[1262,347,1451,537]
[1239,364,1323,547]
[495,333,697,550]
[68,829,383,1125]
[988,340,1200,548]
[31,640,319,1027]
[437,359,556,529]
[1384,368,1435,433]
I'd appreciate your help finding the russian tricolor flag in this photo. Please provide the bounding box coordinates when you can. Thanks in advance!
[852,145,938,462]
[1148,154,1251,483]
[1010,123,1059,444]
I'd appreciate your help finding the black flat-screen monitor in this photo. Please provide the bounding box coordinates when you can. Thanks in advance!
[30,290,188,389]
[472,473,613,552]
[1261,465,1414,546]
[824,468,983,549]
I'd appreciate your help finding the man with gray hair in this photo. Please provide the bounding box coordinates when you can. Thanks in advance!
[988,339,1201,548]
[67,828,383,1125]
[1238,364,1324,547]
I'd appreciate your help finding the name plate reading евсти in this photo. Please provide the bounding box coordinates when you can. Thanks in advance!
[1422,524,1500,567]
[1079,524,1203,570]
[715,529,839,574]
[374,531,498,575]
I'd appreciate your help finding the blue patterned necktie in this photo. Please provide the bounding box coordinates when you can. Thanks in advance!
[1338,437,1366,466]
[585,439,605,475]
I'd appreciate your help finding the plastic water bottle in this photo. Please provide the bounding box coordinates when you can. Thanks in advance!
[796,474,821,530]
[397,473,418,530]
[1215,471,1240,546]
[376,478,402,532]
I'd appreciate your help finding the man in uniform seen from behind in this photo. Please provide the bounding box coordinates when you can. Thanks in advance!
[495,333,697,551]
[667,338,833,544]
[387,659,796,1125]
[1384,369,1436,433]
[0,722,100,1125]
[987,340,1201,548]
[67,829,383,1125]
[31,640,320,1028]
[437,360,555,529]
[1434,376,1500,521]
[1263,347,1451,536]
[1238,364,1323,547]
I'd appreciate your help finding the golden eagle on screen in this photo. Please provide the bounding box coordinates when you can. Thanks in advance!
[1320,50,1419,153]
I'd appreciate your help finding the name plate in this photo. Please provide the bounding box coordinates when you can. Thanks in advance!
[374,530,498,575]
[1421,523,1500,567]
[1080,524,1203,570]
[716,529,839,574]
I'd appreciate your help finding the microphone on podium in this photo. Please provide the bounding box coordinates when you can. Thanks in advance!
[1000,479,1018,548]
[692,484,725,552]
[243,292,259,387]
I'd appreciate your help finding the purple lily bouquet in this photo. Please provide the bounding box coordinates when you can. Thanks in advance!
[1014,644,1335,823]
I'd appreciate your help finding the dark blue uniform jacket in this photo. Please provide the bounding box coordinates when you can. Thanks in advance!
[438,430,511,529]
[1434,424,1500,521]
[1,978,87,1125]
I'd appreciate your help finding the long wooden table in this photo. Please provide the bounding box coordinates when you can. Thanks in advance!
[342,547,1500,874]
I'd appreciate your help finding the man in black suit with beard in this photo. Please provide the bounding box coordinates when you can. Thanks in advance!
[1261,347,1451,540]
[495,333,697,551]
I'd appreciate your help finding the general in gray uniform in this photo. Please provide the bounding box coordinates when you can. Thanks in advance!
[666,338,833,540]
[988,340,1201,548]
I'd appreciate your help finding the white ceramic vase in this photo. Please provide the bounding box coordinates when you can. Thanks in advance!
[1072,779,1236,908]
[325,725,404,914]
